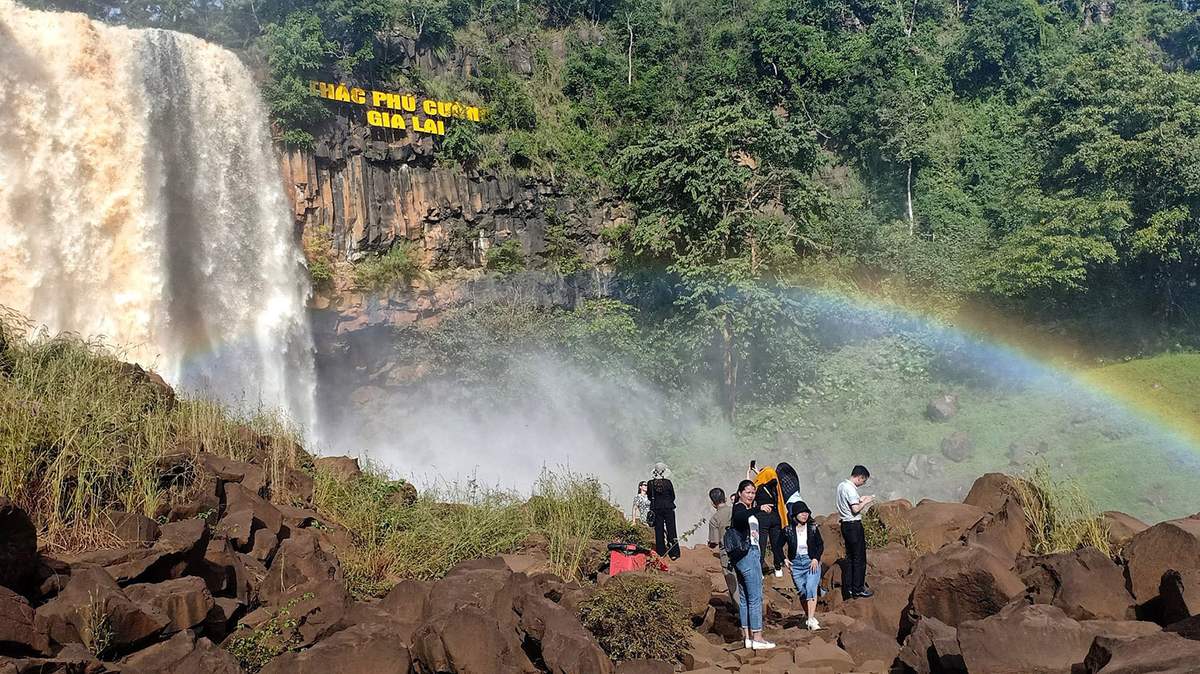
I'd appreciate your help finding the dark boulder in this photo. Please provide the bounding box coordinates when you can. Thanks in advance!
[34,567,168,652]
[0,499,38,594]
[1019,547,1133,621]
[956,602,1159,674]
[926,395,958,422]
[1123,517,1200,620]
[313,456,362,482]
[1079,631,1200,674]
[0,585,49,655]
[897,616,964,674]
[124,577,214,634]
[119,629,241,674]
[940,431,973,463]
[908,544,1024,627]
[259,622,412,674]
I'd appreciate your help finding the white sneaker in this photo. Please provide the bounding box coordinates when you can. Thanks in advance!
[774,569,783,578]
[806,617,821,631]
[744,638,753,649]
[751,640,776,650]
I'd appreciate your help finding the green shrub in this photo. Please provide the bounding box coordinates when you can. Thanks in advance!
[307,258,334,288]
[484,238,526,274]
[1013,462,1111,556]
[352,242,425,291]
[578,574,689,662]
[862,509,890,548]
[225,593,312,672]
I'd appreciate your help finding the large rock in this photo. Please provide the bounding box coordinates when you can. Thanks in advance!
[1079,631,1200,674]
[313,456,362,482]
[939,432,973,463]
[375,579,432,644]
[259,529,342,604]
[962,473,1020,515]
[791,636,856,671]
[517,594,611,674]
[1102,511,1147,550]
[196,538,262,604]
[35,567,168,651]
[926,394,958,422]
[237,585,350,651]
[119,629,241,674]
[406,564,539,673]
[896,501,986,554]
[259,622,412,674]
[0,585,49,655]
[956,602,1160,674]
[836,624,899,667]
[832,574,914,638]
[1123,517,1200,616]
[897,616,964,674]
[0,499,37,594]
[196,453,267,496]
[961,494,1029,561]
[410,604,537,674]
[102,518,210,585]
[99,510,161,546]
[125,577,215,634]
[222,482,284,543]
[1154,568,1200,625]
[908,544,1024,627]
[1020,547,1133,620]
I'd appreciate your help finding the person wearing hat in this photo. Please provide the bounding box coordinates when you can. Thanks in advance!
[784,499,825,631]
[647,463,679,559]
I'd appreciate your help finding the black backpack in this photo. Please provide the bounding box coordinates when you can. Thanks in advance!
[722,525,750,566]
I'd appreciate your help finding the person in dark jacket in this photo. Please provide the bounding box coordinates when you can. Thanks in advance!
[754,473,787,577]
[784,500,825,631]
[646,462,679,559]
[731,480,775,650]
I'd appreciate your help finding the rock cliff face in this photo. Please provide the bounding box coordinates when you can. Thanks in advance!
[280,116,629,271]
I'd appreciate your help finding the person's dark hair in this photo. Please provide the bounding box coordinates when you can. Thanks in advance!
[789,500,812,520]
[709,487,725,505]
[851,465,871,479]
[736,479,755,494]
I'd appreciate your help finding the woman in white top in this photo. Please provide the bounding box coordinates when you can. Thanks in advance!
[731,480,775,651]
[785,500,825,631]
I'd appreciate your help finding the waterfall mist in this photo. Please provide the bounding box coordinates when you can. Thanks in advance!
[0,1,316,432]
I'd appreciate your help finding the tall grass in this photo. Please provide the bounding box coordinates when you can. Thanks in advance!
[1013,462,1112,556]
[0,313,307,551]
[527,469,645,581]
[311,466,645,597]
[312,467,530,597]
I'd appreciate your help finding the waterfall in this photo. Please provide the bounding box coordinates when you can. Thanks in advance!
[0,1,317,434]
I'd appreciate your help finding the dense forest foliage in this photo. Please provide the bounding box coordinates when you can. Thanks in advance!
[25,0,1200,416]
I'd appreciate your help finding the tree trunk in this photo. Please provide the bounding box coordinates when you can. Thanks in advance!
[626,15,634,86]
[721,314,738,423]
[906,160,914,235]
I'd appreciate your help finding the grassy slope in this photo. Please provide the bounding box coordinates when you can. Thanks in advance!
[1082,353,1200,446]
[672,353,1200,525]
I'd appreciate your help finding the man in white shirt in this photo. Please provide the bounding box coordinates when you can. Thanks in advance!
[836,465,875,598]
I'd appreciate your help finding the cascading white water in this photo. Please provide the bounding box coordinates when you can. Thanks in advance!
[0,1,317,433]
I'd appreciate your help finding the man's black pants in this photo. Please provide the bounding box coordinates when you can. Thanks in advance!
[840,519,867,595]
[652,508,679,559]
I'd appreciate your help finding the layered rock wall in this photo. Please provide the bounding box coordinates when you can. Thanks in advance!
[279,117,629,271]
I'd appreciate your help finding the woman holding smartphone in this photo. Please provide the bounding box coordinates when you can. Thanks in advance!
[731,479,775,651]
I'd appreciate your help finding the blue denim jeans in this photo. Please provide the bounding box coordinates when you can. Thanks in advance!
[734,546,763,631]
[791,554,821,600]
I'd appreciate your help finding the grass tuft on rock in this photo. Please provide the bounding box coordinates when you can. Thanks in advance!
[578,573,689,662]
[1013,462,1111,556]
